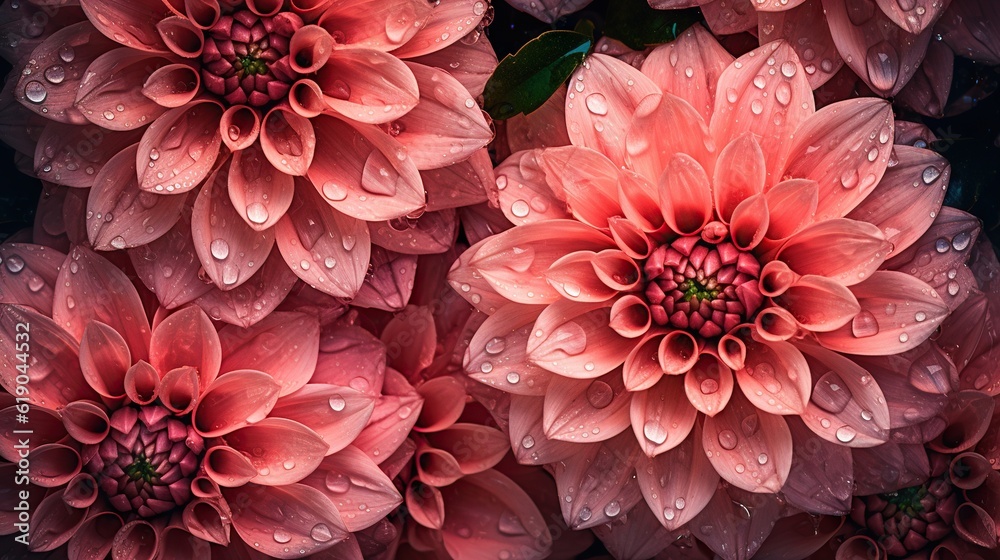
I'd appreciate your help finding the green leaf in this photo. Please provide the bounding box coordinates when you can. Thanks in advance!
[604,0,702,50]
[483,30,592,120]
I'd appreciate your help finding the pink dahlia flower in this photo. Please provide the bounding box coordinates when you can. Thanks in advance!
[449,24,981,538]
[650,0,1000,117]
[0,0,497,322]
[0,243,403,558]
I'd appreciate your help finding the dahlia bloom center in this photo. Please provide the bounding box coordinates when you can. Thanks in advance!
[202,10,297,107]
[644,236,762,339]
[853,476,958,555]
[82,405,204,518]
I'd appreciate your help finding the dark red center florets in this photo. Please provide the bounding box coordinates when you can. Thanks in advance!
[852,477,958,556]
[643,237,763,339]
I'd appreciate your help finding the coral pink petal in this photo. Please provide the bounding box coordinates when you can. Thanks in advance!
[537,146,624,229]
[754,514,845,560]
[736,336,812,414]
[528,300,634,377]
[27,443,82,487]
[301,445,402,532]
[220,105,260,152]
[18,22,118,125]
[466,303,551,396]
[729,194,770,251]
[53,246,151,361]
[406,480,445,529]
[225,483,348,558]
[631,374,697,456]
[79,322,130,398]
[128,214,213,309]
[177,505,228,550]
[393,62,491,170]
[625,93,714,186]
[495,150,569,226]
[927,391,995,454]
[414,375,466,432]
[79,0,170,51]
[953,502,998,549]
[714,133,766,223]
[506,0,594,22]
[204,445,257,487]
[640,25,734,123]
[388,0,489,58]
[426,424,510,474]
[315,48,418,125]
[286,78,324,124]
[875,0,948,35]
[777,98,894,219]
[622,332,666,391]
[156,16,204,57]
[193,246,297,326]
[508,395,578,464]
[141,64,200,108]
[467,220,614,305]
[307,114,424,221]
[776,218,891,286]
[701,0,758,34]
[0,243,64,319]
[409,35,498,98]
[224,418,328,485]
[423,148,493,212]
[781,416,853,514]
[35,123,143,187]
[658,153,713,235]
[158,366,200,414]
[67,512,122,560]
[149,305,221,391]
[0,407,65,462]
[29,488,88,551]
[552,433,643,529]
[937,0,1000,65]
[111,522,157,560]
[896,39,953,118]
[351,248,416,311]
[564,53,661,167]
[684,353,734,416]
[315,0,432,51]
[288,25,333,74]
[815,271,949,355]
[218,311,318,396]
[352,370,423,463]
[192,369,280,437]
[852,351,950,428]
[227,143,295,231]
[86,144,186,250]
[137,100,223,193]
[636,422,719,530]
[543,371,630,442]
[312,325,386,394]
[822,0,934,95]
[702,390,793,493]
[379,306,436,376]
[368,209,457,255]
[609,294,651,337]
[260,107,316,177]
[846,145,948,255]
[796,342,891,446]
[758,0,843,89]
[710,40,814,184]
[275,182,371,298]
[270,385,374,455]
[124,361,160,405]
[544,251,620,303]
[775,274,861,332]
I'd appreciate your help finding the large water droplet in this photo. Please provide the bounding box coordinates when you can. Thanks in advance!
[329,394,346,411]
[643,421,667,445]
[851,310,879,338]
[210,238,230,260]
[325,472,350,493]
[485,337,506,354]
[835,425,857,443]
[246,202,268,225]
[951,231,971,251]
[24,80,46,103]
[718,429,738,450]
[310,523,333,543]
[273,529,292,544]
[586,380,613,409]
[585,94,608,116]
[812,372,852,414]
[921,166,941,184]
[6,255,25,274]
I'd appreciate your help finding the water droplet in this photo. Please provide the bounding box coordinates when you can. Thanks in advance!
[521,435,535,449]
[324,257,337,269]
[898,332,909,343]
[578,507,592,522]
[322,181,348,201]
[325,471,350,493]
[511,199,530,218]
[246,202,268,225]
[485,337,506,354]
[741,414,759,436]
[505,372,520,385]
[718,429,737,450]
[757,453,768,465]
[914,311,926,322]
[835,425,857,443]
[952,232,971,251]
[780,61,797,77]
[210,238,230,260]
[664,508,675,521]
[43,65,64,84]
[700,379,719,394]
[110,236,126,249]
[310,523,333,543]
[585,93,608,116]
[750,99,764,115]
[329,394,346,411]
[604,501,621,517]
[643,421,667,445]
[860,410,873,421]
[273,529,292,544]
[586,380,613,409]
[851,310,879,338]
[24,80,46,103]
[5,255,25,273]
[282,459,295,470]
[753,75,767,89]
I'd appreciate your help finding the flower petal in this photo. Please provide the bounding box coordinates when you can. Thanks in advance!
[466,304,549,395]
[193,246,299,328]
[35,123,143,188]
[270,385,375,455]
[701,0,758,34]
[937,0,1000,64]
[0,243,64,317]
[776,218,891,286]
[423,148,494,212]
[351,247,416,311]
[218,311,319,396]
[29,488,88,551]
[495,150,569,227]
[758,0,843,89]
[684,352,734,417]
[316,48,418,124]
[225,418,329,486]
[141,63,200,108]
[369,209,457,255]
[315,0,432,51]
[260,106,316,178]
[714,133,766,224]
[79,0,170,51]
[551,432,643,529]
[658,153,713,236]
[631,374,697,456]
[636,422,719,530]
[528,300,633,378]
[775,274,861,332]
[301,445,402,532]
[508,395,578,465]
[763,178,819,241]
[388,0,489,58]
[204,445,257,487]
[851,441,929,494]
[67,512,122,560]
[414,375,466,432]
[352,369,423,463]
[504,87,571,155]
[735,335,811,415]
[544,372,631,442]
[536,146,623,229]
[641,24,734,123]
[896,39,953,118]
[128,214,213,310]
[625,93,715,186]
[150,305,221,391]
[780,416,853,514]
[191,369,280,437]
[137,100,223,194]
[408,34,499,98]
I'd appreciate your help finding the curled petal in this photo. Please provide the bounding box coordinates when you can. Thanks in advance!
[623,331,666,391]
[508,395,578,465]
[658,330,698,375]
[631,374,697,456]
[225,418,329,485]
[684,353,734,417]
[79,321,130,399]
[149,305,221,391]
[466,304,550,396]
[729,193,769,251]
[289,79,328,118]
[289,25,333,74]
[29,444,82,487]
[225,484,348,558]
[714,133,765,223]
[544,372,631,442]
[191,370,281,437]
[316,48,418,124]
[261,107,316,177]
[495,150,569,226]
[953,502,998,549]
[63,473,99,509]
[927,391,995,454]
[29,488,88,551]
[156,15,203,57]
[776,218,891,286]
[414,376,465,432]
[228,142,295,231]
[415,446,463,486]
[754,306,800,341]
[141,64,200,108]
[137,100,223,194]
[764,178,820,241]
[636,423,719,530]
[204,445,257,487]
[407,480,445,529]
[609,295,650,338]
[270,385,374,455]
[950,452,992,491]
[61,401,110,445]
[124,361,159,405]
[158,366,200,414]
[702,390,793,493]
[220,105,260,151]
[736,336,811,415]
[180,501,229,546]
[641,24,734,122]
[527,300,634,378]
[658,153,712,236]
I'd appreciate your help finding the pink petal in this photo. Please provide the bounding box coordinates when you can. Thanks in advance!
[851,348,950,428]
[0,243,64,316]
[608,294,651,337]
[220,105,260,152]
[312,325,386,395]
[641,25,734,123]
[136,100,223,194]
[61,401,110,446]
[226,143,295,232]
[775,274,861,332]
[503,87,570,155]
[937,0,1000,64]
[86,144,186,250]
[495,150,569,227]
[204,445,258,487]
[225,418,329,485]
[352,369,423,464]
[750,512,845,560]
[27,443,82,488]
[224,483,348,558]
[625,93,715,186]
[29,488,88,551]
[710,40,815,185]
[158,366,200,414]
[124,360,160,405]
[425,423,510,474]
[260,106,316,177]
[815,271,949,355]
[630,374,697,456]
[423,148,494,212]
[564,53,661,167]
[636,422,719,530]
[622,331,666,391]
[845,144,948,255]
[541,146,628,229]
[53,247,151,360]
[544,372,630,442]
[822,0,934,95]
[508,395,578,465]
[875,0,949,35]
[658,153,713,236]
[314,0,432,51]
[391,62,491,170]
[149,305,221,391]
[796,342,891,446]
[896,39,953,118]
[368,209,457,255]
[551,433,643,529]
[191,369,280,437]
[460,203,515,249]
[192,247,299,327]
[776,218,891,286]
[388,0,489,58]
[851,441,929,494]
[506,0,593,22]
[593,505,679,559]
[128,214,213,310]
[465,303,550,396]
[141,63,200,108]
[406,480,445,529]
[79,0,170,51]
[288,25,334,74]
[307,114,425,221]
[0,406,65,462]
[729,193,769,251]
[270,385,375,455]
[275,182,372,298]
[408,34,498,98]
[689,486,781,560]
[701,0,759,34]
[35,123,143,188]
[735,335,812,414]
[446,238,507,313]
[713,133,766,224]
[544,251,621,303]
[351,247,417,311]
[17,22,118,124]
[927,390,995,454]
[315,48,418,124]
[379,305,436,376]
[156,15,204,58]
[702,389,793,492]
[165,520,218,556]
[763,179,820,241]
[67,512,122,560]
[780,416,853,514]
[777,98,894,219]
[32,184,73,253]
[528,300,634,378]
[758,0,844,89]
[684,353,735,416]
[300,445,403,532]
[218,311,319,396]
[414,375,466,432]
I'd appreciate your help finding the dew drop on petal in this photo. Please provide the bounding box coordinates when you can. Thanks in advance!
[310,524,333,543]
[851,310,879,338]
[643,421,667,445]
[210,239,230,260]
[717,429,737,450]
[329,394,346,411]
[835,425,857,443]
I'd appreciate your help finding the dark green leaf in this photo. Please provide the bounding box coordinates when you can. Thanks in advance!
[483,30,592,120]
[604,0,701,50]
